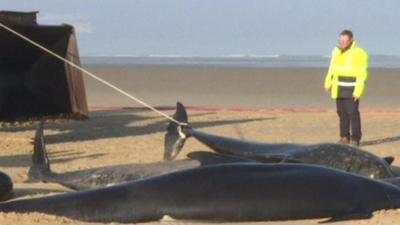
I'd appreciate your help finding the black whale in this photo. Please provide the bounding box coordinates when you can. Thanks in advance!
[1,163,400,223]
[165,102,395,179]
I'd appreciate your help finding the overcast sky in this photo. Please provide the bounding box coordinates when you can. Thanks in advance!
[2,0,399,56]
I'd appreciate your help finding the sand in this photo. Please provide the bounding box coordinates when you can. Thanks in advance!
[1,108,400,225]
[83,66,400,109]
[0,66,399,224]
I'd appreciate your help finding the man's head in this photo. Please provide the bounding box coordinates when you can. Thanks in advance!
[338,30,354,50]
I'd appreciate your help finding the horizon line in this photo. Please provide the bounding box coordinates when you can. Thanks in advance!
[81,54,400,58]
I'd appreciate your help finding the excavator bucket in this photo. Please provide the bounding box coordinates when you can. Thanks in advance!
[0,11,88,122]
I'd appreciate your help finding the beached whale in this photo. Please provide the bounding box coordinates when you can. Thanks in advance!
[1,163,400,223]
[28,122,255,190]
[165,102,395,179]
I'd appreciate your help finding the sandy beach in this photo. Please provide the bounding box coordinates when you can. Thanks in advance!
[0,65,399,224]
[83,65,400,109]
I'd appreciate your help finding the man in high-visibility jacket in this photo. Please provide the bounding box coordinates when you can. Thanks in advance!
[324,30,368,146]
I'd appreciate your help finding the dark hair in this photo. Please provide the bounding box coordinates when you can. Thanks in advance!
[340,30,354,39]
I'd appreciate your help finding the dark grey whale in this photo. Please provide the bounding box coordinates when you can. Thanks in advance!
[28,122,255,190]
[0,171,13,202]
[1,163,400,223]
[165,102,395,179]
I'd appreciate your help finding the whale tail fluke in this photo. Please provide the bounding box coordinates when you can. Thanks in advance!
[28,121,51,181]
[164,102,190,161]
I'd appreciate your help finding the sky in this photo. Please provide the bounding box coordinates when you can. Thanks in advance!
[1,0,400,56]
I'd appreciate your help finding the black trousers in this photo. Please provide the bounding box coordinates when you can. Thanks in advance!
[336,98,362,141]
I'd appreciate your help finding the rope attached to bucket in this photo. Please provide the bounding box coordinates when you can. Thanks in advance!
[0,22,186,126]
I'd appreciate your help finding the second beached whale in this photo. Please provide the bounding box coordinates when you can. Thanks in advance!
[1,163,400,223]
[28,122,255,190]
[165,102,395,179]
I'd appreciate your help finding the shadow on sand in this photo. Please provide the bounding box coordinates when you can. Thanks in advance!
[1,110,274,144]
[0,150,105,168]
[361,136,400,147]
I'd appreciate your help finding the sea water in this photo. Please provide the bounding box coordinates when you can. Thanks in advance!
[81,54,400,69]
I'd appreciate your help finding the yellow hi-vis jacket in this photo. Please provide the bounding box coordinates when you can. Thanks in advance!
[324,41,369,99]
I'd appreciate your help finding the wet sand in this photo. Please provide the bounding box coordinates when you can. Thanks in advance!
[0,66,399,224]
[83,65,400,109]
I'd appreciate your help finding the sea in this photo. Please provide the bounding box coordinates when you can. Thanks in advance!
[81,55,400,69]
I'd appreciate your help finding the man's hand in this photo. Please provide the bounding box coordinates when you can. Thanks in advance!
[353,97,359,102]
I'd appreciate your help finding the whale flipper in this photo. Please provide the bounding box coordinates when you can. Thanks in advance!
[164,102,189,161]
[28,121,51,181]
[383,156,395,165]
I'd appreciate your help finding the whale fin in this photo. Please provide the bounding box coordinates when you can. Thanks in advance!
[164,102,189,161]
[383,156,395,165]
[187,151,257,165]
[28,121,51,181]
